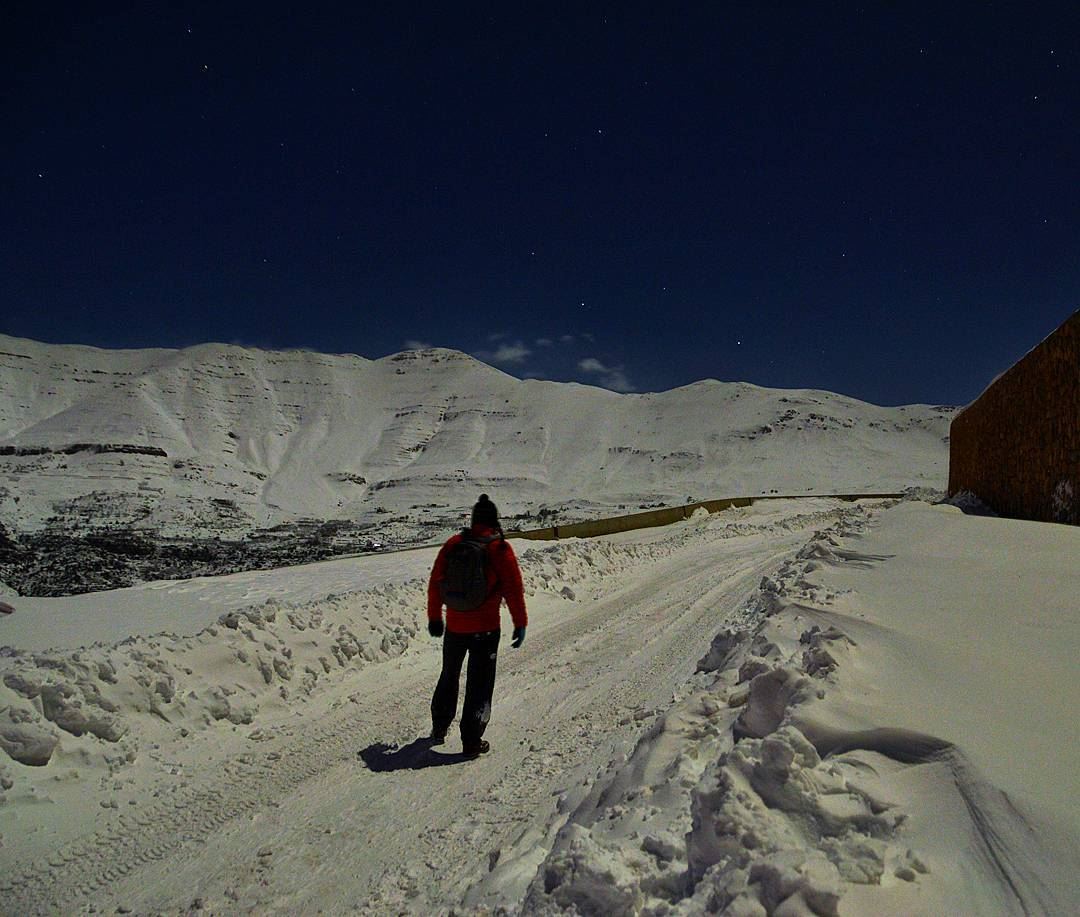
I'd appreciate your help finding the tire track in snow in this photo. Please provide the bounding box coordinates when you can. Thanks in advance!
[1,668,437,914]
[115,533,810,914]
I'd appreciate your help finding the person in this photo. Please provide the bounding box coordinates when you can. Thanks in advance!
[427,493,527,758]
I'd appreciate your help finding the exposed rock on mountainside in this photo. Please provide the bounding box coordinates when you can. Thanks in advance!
[0,443,168,458]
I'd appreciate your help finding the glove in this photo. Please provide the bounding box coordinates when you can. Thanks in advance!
[428,619,444,638]
[511,626,526,648]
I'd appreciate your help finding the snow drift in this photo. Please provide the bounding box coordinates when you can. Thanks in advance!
[519,502,1080,915]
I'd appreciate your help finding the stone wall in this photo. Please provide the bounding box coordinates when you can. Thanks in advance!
[948,310,1079,524]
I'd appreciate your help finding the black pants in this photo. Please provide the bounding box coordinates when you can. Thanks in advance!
[431,629,500,746]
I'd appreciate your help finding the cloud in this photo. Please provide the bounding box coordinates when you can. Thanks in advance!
[537,333,588,348]
[578,357,636,392]
[475,341,532,366]
[486,332,507,342]
[403,339,432,350]
[492,342,531,364]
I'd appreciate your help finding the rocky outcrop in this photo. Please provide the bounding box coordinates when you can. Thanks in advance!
[0,443,168,458]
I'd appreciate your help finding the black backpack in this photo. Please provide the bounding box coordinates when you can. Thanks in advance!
[441,530,500,611]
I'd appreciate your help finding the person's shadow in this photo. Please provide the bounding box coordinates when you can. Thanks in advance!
[358,736,467,771]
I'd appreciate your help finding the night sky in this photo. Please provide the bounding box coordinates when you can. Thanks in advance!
[3,4,1077,406]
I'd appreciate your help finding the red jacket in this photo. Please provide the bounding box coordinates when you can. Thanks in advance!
[427,525,528,634]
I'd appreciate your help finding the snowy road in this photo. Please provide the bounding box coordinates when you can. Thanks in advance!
[1,503,851,914]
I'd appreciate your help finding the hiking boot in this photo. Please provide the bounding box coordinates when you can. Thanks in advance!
[462,739,490,759]
[430,728,447,745]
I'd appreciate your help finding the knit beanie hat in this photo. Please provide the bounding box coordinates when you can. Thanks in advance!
[471,493,500,528]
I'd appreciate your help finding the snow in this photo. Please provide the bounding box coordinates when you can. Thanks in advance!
[0,334,1072,914]
[0,334,955,539]
[0,545,442,652]
[520,501,1080,915]
[1,498,1075,914]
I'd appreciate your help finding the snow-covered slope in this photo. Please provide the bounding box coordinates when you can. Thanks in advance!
[0,334,955,536]
[2,500,1075,914]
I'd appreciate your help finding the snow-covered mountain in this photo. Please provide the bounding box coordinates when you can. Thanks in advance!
[0,334,955,536]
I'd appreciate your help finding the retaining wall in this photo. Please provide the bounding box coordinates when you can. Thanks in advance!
[947,309,1079,524]
[506,492,902,542]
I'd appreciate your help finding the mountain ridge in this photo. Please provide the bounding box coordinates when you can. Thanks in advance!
[0,333,956,539]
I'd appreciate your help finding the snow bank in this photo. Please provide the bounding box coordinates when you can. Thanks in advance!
[0,547,443,652]
[524,502,1080,915]
[0,589,423,771]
